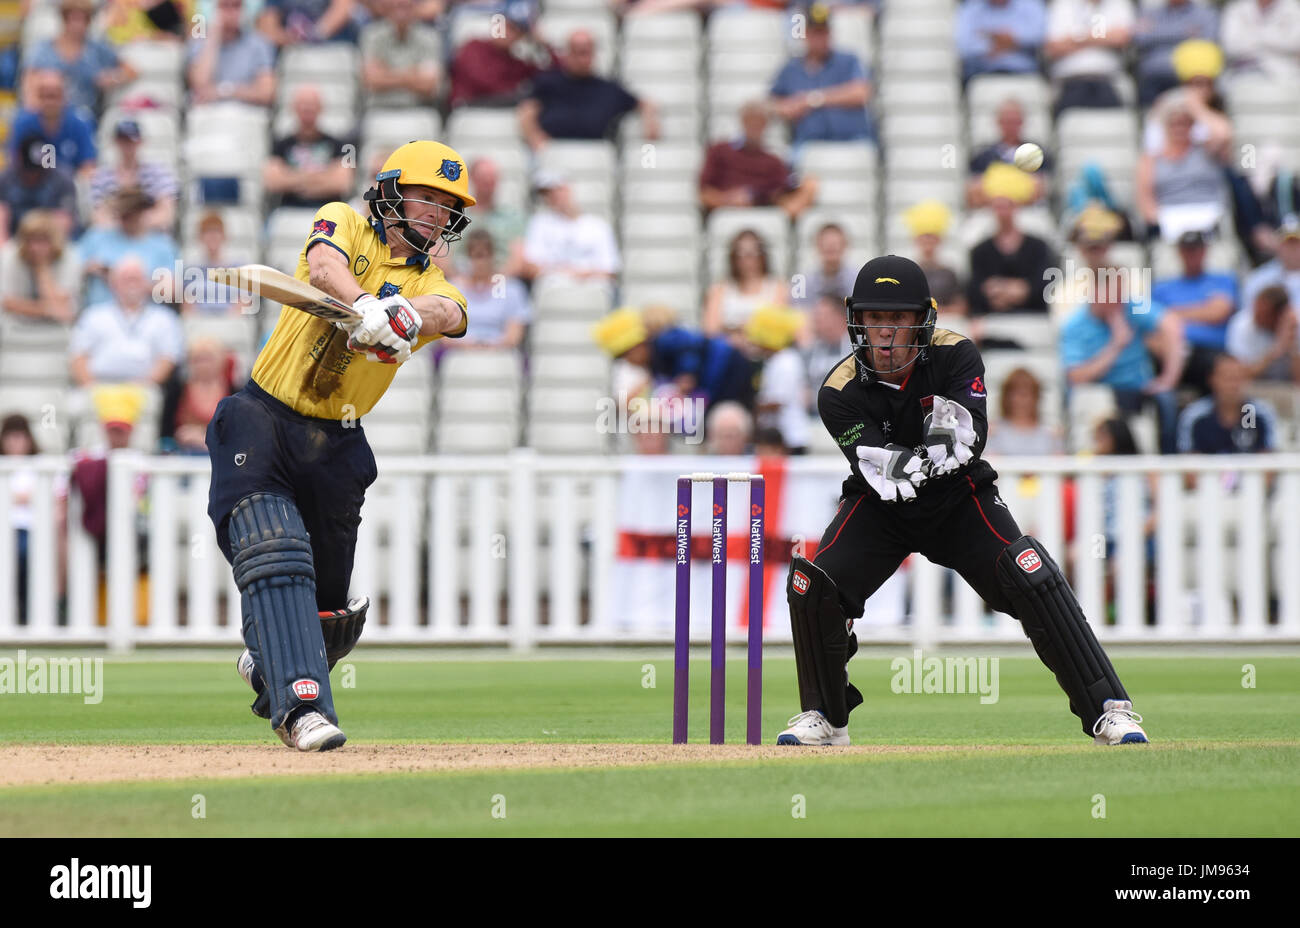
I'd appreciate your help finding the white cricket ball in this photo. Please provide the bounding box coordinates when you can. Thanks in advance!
[1013,142,1044,173]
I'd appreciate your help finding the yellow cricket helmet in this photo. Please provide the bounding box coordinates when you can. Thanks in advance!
[365,140,475,257]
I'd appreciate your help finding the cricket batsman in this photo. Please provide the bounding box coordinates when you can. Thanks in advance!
[206,141,473,751]
[777,255,1150,747]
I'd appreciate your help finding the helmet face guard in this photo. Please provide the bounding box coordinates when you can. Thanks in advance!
[844,296,937,377]
[366,172,471,259]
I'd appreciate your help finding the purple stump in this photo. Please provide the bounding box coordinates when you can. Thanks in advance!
[673,477,691,744]
[747,476,765,746]
[710,476,727,745]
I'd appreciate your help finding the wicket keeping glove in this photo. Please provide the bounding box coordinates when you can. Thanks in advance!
[923,396,978,475]
[346,294,421,364]
[856,443,928,502]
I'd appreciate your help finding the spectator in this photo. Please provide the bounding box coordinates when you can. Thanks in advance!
[698,102,819,219]
[1044,0,1135,117]
[448,1,555,108]
[745,304,809,454]
[520,29,658,148]
[464,158,527,278]
[160,336,238,454]
[521,171,619,292]
[1177,353,1278,453]
[802,288,851,400]
[1240,217,1300,314]
[703,229,788,336]
[258,0,358,46]
[70,257,184,388]
[904,200,967,316]
[1226,284,1299,382]
[89,119,179,231]
[1091,417,1156,562]
[360,0,441,108]
[1061,221,1186,453]
[704,401,754,456]
[967,98,1051,207]
[263,85,355,210]
[768,3,874,147]
[753,426,788,458]
[450,229,530,351]
[1134,0,1221,106]
[798,222,855,307]
[69,384,146,557]
[0,210,81,326]
[101,0,192,43]
[9,69,97,177]
[1221,0,1300,80]
[1,414,43,624]
[184,211,253,316]
[24,0,137,117]
[0,131,80,241]
[1136,93,1231,242]
[1151,229,1237,392]
[955,0,1047,81]
[187,0,276,107]
[591,306,757,414]
[1142,42,1228,154]
[966,164,1057,317]
[986,367,1063,455]
[78,187,179,308]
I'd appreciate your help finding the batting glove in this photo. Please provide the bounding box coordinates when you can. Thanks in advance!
[923,396,978,475]
[347,294,421,365]
[856,443,928,502]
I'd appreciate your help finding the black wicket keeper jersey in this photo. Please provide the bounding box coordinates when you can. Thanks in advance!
[818,328,998,508]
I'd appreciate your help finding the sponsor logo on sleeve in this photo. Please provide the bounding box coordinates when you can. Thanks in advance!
[968,376,986,399]
[836,422,865,447]
[312,218,337,237]
[792,570,810,595]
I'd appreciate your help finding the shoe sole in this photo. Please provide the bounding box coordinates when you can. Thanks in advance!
[1094,733,1150,745]
[776,734,849,746]
[299,731,347,752]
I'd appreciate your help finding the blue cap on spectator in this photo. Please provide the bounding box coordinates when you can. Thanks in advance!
[502,0,534,29]
[114,119,143,141]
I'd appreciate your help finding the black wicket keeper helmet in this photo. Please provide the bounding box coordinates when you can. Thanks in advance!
[845,254,938,376]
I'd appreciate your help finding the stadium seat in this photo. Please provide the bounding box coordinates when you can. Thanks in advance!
[438,386,519,424]
[621,46,700,84]
[622,11,702,48]
[436,420,518,453]
[705,8,788,54]
[532,286,614,321]
[279,44,361,82]
[527,419,609,454]
[365,421,430,455]
[446,108,521,147]
[440,350,522,387]
[1066,384,1120,453]
[531,351,611,387]
[619,210,703,249]
[363,109,443,150]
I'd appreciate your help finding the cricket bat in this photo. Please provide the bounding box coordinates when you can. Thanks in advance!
[207,264,359,323]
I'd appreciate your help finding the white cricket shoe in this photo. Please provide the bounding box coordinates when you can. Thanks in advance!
[276,708,347,752]
[236,649,259,693]
[1092,699,1149,745]
[776,710,850,746]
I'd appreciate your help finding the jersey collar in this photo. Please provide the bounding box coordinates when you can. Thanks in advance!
[370,217,431,270]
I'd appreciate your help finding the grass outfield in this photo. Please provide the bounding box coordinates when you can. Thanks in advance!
[0,654,1296,836]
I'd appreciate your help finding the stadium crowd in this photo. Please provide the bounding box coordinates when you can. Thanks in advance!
[0,0,1297,476]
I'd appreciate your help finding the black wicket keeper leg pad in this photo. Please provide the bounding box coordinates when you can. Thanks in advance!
[996,535,1129,735]
[229,494,336,730]
[788,557,862,728]
[320,597,368,670]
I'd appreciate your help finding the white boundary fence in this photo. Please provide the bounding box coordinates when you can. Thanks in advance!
[2,452,1299,650]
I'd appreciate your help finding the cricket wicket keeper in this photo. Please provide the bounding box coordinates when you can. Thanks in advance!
[206,141,473,751]
[778,255,1150,747]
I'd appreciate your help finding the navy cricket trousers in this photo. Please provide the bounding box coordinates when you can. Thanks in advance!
[206,381,378,609]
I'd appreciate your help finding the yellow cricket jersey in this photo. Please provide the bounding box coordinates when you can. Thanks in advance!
[250,201,467,420]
